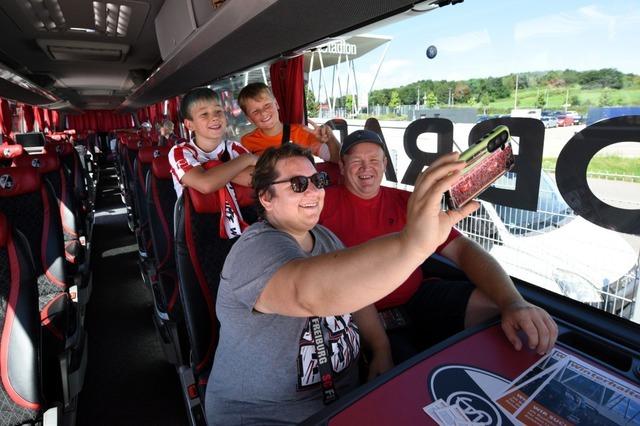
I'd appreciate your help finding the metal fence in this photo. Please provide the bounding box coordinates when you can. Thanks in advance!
[448,172,640,322]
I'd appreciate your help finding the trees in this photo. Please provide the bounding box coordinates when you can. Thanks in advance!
[388,91,401,109]
[305,87,319,117]
[426,91,438,108]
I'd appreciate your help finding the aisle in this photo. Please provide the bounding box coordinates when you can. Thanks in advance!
[77,166,187,425]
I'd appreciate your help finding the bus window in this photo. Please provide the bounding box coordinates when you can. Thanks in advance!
[305,0,640,322]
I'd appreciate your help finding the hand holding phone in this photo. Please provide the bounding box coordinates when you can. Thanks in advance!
[445,125,515,210]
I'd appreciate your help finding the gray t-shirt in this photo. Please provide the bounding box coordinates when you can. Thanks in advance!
[206,221,361,425]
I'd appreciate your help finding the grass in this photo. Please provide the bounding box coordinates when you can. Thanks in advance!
[477,87,640,115]
[543,155,640,181]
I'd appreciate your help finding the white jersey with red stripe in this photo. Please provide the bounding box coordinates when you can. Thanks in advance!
[168,138,248,197]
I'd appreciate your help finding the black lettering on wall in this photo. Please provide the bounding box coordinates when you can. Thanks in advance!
[401,118,454,185]
[468,117,544,210]
[556,115,640,235]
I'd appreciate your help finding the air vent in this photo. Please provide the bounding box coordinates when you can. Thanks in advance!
[36,39,130,62]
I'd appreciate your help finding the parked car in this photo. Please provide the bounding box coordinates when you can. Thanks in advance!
[566,110,582,125]
[541,116,557,128]
[555,113,575,127]
[456,172,638,313]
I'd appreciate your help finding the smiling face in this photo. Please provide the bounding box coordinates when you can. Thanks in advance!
[260,156,324,241]
[244,92,281,135]
[340,142,387,199]
[183,99,227,149]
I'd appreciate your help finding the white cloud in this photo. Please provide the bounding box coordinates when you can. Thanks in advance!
[432,30,491,53]
[514,13,585,41]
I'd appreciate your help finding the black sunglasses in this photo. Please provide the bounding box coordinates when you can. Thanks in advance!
[270,171,329,193]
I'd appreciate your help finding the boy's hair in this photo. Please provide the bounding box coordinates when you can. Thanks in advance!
[180,87,220,121]
[252,143,315,217]
[238,82,274,114]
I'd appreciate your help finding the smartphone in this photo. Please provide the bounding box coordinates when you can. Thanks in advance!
[445,125,515,210]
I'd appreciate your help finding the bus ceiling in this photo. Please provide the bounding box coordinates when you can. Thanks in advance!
[0,0,462,113]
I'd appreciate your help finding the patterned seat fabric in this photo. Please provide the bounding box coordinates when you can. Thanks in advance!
[175,172,257,396]
[13,150,84,271]
[147,155,179,317]
[134,146,171,257]
[0,212,43,425]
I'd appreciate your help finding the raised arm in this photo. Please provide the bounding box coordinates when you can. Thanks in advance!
[309,120,341,163]
[255,152,478,317]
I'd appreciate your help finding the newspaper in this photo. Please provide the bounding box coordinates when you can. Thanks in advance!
[496,348,640,426]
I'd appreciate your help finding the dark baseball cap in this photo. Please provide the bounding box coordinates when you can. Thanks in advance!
[340,129,385,156]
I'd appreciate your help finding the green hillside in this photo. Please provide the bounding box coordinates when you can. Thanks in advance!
[365,69,640,115]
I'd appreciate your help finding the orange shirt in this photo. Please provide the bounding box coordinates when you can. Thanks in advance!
[241,124,322,156]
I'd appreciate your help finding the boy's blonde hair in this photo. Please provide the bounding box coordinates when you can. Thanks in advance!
[237,82,274,114]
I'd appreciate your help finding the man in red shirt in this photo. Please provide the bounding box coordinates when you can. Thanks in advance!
[319,129,557,362]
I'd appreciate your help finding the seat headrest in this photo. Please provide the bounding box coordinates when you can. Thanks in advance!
[188,184,254,214]
[44,141,74,156]
[151,156,172,179]
[0,166,42,197]
[126,139,153,151]
[13,151,60,174]
[0,143,24,159]
[138,146,171,164]
[0,212,8,247]
[315,161,342,187]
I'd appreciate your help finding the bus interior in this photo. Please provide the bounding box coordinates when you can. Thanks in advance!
[0,0,638,425]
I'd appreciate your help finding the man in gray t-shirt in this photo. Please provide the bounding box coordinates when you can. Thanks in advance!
[205,143,480,425]
[207,222,360,424]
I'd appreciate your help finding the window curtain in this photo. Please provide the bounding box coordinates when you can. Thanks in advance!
[269,55,305,125]
[51,110,60,131]
[0,99,13,135]
[22,104,35,132]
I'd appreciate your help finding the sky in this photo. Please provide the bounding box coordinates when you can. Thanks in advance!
[308,0,640,106]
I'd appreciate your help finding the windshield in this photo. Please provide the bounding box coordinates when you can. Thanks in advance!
[305,0,640,322]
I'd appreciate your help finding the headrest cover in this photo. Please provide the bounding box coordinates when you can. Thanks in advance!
[188,184,254,214]
[151,156,172,179]
[0,212,8,247]
[126,139,153,151]
[44,141,74,156]
[0,143,24,159]
[0,166,42,197]
[13,151,60,174]
[138,146,171,164]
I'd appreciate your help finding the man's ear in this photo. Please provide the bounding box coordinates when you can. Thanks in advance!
[183,118,193,132]
[338,158,345,176]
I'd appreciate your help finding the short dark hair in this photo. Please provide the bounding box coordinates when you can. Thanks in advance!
[238,82,273,114]
[252,143,315,217]
[180,87,220,121]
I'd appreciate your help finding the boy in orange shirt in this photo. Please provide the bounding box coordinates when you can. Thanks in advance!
[238,83,340,162]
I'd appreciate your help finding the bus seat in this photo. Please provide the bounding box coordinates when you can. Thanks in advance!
[0,141,23,167]
[315,161,342,187]
[134,146,171,260]
[0,212,61,425]
[13,151,86,276]
[174,177,257,419]
[44,141,94,242]
[324,118,348,142]
[146,152,189,366]
[0,166,87,408]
